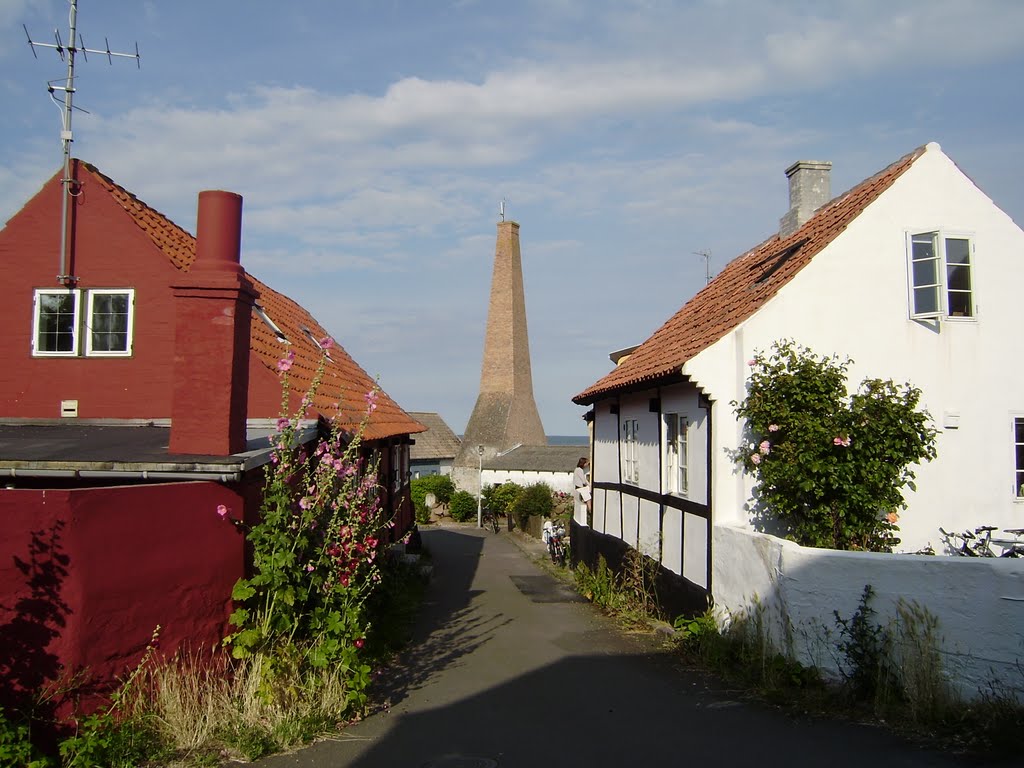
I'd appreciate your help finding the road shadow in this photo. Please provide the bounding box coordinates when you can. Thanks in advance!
[370,527,513,711]
[349,650,971,768]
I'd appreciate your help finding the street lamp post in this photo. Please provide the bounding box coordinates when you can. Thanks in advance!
[477,445,484,528]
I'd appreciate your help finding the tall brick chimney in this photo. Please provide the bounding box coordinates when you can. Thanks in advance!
[453,220,546,494]
[170,191,258,456]
[779,160,832,238]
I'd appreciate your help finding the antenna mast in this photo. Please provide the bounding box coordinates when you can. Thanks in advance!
[24,0,140,286]
[695,249,712,285]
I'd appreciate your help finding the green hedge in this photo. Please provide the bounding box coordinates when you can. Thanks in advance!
[510,482,554,529]
[410,474,456,522]
[448,490,477,522]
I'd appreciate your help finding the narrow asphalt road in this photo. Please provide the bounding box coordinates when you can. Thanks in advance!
[247,524,982,768]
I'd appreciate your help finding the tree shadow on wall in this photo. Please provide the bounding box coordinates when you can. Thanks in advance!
[0,521,71,744]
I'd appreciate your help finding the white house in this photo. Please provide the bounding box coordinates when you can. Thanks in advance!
[573,142,1024,614]
[481,444,587,495]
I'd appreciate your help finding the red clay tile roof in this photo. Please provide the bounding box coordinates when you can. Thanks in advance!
[573,145,927,404]
[78,160,425,441]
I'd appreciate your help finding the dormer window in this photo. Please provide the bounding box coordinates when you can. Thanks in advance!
[300,325,333,361]
[907,231,974,320]
[254,304,290,344]
[32,288,135,357]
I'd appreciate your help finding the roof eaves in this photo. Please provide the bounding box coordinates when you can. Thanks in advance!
[573,144,927,404]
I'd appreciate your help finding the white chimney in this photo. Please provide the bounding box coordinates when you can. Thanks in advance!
[779,160,831,238]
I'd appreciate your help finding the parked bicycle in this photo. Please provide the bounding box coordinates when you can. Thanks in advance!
[990,527,1024,558]
[481,506,499,534]
[939,526,1024,557]
[542,519,567,566]
[939,527,984,557]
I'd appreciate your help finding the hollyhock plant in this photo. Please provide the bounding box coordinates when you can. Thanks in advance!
[224,343,390,716]
[277,350,295,373]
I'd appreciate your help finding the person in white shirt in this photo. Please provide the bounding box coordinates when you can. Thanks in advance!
[573,457,592,521]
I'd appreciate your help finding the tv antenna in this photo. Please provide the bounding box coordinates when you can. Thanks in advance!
[24,0,140,286]
[695,249,712,285]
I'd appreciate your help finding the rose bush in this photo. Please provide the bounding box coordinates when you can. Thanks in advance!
[732,340,937,551]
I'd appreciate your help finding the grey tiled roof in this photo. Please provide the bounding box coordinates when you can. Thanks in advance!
[485,444,588,473]
[408,412,462,461]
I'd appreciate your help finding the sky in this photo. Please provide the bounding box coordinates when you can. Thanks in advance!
[2,1,1023,436]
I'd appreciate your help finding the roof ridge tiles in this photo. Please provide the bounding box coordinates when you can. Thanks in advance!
[73,158,424,440]
[573,144,927,404]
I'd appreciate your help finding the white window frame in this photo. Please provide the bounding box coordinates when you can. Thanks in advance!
[664,413,689,496]
[391,443,409,493]
[85,289,135,357]
[906,230,975,321]
[32,288,81,357]
[1014,417,1024,501]
[622,418,639,486]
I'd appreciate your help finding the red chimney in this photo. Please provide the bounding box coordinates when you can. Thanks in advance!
[169,191,258,456]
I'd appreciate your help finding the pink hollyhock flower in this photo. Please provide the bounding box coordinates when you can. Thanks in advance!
[747,359,756,367]
[364,389,378,413]
[277,351,295,372]
[355,638,365,649]
[305,563,315,572]
[751,453,761,465]
[319,336,335,350]
[759,440,771,455]
[216,504,230,520]
[768,424,780,432]
[276,417,289,432]
[299,497,312,510]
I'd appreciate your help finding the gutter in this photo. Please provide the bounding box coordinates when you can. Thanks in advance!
[2,467,241,482]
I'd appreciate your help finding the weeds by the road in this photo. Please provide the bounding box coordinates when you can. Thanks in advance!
[0,552,430,767]
[573,555,1024,759]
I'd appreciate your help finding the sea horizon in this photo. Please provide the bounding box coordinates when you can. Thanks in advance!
[456,435,588,446]
[547,435,588,446]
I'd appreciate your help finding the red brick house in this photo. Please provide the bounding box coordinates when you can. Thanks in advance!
[0,159,424,706]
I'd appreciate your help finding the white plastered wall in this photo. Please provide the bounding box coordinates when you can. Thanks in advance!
[685,144,1024,552]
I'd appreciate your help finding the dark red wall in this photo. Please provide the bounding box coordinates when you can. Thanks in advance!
[0,168,183,419]
[0,481,246,704]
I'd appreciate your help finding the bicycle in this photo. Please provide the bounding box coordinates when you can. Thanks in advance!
[542,519,567,566]
[938,527,981,557]
[971,525,999,557]
[990,528,1024,558]
[480,506,499,534]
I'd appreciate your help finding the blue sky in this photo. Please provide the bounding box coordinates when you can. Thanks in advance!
[2,1,1023,435]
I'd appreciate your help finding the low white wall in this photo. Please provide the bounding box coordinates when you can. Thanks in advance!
[482,469,574,495]
[713,524,1024,699]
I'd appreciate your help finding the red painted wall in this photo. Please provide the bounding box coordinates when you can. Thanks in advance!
[0,168,184,419]
[0,481,246,706]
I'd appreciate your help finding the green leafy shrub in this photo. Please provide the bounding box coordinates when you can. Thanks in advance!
[509,483,553,529]
[0,708,52,768]
[732,340,937,551]
[482,482,522,522]
[448,490,477,522]
[410,474,455,522]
